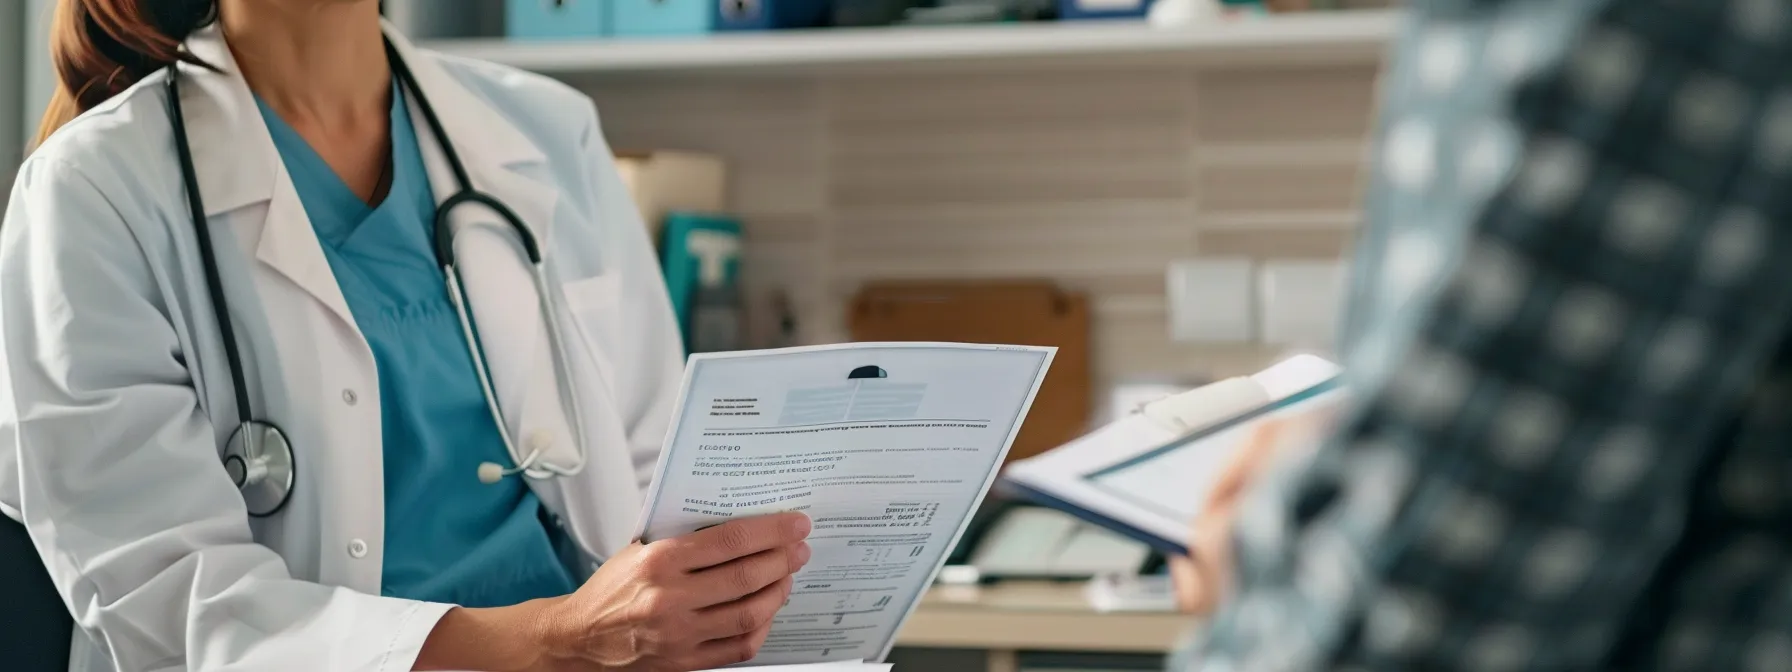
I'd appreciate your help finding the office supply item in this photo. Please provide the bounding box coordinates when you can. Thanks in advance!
[506,0,610,39]
[901,0,1058,23]
[1146,0,1209,26]
[849,281,1090,463]
[637,342,1055,666]
[716,0,834,31]
[969,506,1082,576]
[1059,0,1154,20]
[611,0,713,36]
[936,564,985,585]
[967,506,1152,579]
[1002,355,1341,554]
[946,500,1154,581]
[832,0,921,26]
[613,150,728,245]
[1224,0,1272,11]
[1054,525,1153,575]
[660,213,745,353]
[1083,573,1178,613]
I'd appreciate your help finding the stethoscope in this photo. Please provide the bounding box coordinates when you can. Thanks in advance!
[163,40,590,517]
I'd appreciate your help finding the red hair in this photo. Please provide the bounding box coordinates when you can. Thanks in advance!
[33,0,217,147]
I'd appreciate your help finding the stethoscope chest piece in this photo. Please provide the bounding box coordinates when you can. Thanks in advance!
[224,421,295,517]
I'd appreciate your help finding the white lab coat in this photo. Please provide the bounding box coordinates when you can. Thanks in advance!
[0,24,683,672]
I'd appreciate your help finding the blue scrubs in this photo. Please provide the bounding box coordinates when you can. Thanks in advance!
[257,87,576,608]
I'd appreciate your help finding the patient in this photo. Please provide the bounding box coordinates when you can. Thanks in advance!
[1170,0,1792,669]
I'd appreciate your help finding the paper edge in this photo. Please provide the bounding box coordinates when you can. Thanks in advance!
[628,342,1059,665]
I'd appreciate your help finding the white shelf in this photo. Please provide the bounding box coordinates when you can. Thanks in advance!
[423,9,1400,77]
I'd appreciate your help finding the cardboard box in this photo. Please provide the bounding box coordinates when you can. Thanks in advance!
[613,151,727,245]
[849,280,1093,463]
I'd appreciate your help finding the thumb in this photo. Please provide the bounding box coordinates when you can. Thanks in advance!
[1167,555,1204,614]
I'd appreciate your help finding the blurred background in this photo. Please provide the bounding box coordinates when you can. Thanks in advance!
[0,1,1396,670]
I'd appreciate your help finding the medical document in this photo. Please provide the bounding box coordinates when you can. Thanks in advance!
[637,343,1055,666]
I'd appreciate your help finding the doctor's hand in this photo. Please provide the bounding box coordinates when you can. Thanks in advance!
[537,511,813,671]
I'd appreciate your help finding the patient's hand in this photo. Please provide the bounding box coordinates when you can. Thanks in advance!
[1168,401,1338,616]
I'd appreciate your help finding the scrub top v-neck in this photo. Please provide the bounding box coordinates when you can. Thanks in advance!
[256,85,576,608]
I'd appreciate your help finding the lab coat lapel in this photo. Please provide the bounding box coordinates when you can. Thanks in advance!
[180,25,360,333]
[387,30,581,476]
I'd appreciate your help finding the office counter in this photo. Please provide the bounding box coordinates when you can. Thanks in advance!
[894,582,1188,672]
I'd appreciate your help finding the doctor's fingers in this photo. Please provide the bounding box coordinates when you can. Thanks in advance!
[685,616,777,671]
[684,542,811,607]
[655,512,813,572]
[689,575,794,645]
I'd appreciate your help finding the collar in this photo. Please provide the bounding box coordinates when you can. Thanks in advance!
[176,21,547,217]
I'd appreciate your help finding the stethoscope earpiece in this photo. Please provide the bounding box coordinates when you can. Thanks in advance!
[476,462,508,484]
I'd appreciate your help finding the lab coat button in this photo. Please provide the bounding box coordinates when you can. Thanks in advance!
[347,538,369,558]
[341,389,358,406]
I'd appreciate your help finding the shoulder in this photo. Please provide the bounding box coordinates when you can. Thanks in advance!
[29,69,179,175]
[23,70,184,203]
[12,72,183,245]
[417,50,605,152]
[3,75,185,304]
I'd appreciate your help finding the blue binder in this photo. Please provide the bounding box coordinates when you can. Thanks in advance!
[506,0,610,39]
[612,0,713,36]
[1058,0,1153,20]
[715,0,832,31]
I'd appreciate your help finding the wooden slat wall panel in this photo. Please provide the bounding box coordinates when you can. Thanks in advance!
[1195,68,1379,142]
[576,62,1378,383]
[1197,229,1355,258]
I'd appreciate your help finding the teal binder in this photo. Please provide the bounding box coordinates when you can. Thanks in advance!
[659,213,743,354]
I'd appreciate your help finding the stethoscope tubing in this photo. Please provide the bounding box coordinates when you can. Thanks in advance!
[163,37,588,517]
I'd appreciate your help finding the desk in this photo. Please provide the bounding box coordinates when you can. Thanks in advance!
[895,582,1189,672]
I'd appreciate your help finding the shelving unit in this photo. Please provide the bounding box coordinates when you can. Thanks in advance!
[423,9,1399,77]
[443,9,1391,383]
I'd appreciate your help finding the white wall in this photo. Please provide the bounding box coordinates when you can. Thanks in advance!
[5,0,53,203]
[0,0,33,200]
[23,0,54,147]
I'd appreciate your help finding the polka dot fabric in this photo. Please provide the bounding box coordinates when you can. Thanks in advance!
[1174,1,1792,670]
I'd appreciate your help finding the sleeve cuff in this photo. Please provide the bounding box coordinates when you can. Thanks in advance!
[375,600,456,672]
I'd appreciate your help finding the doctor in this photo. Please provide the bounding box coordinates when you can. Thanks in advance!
[2,1,810,670]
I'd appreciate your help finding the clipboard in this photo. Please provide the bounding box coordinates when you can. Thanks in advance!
[1001,364,1343,556]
